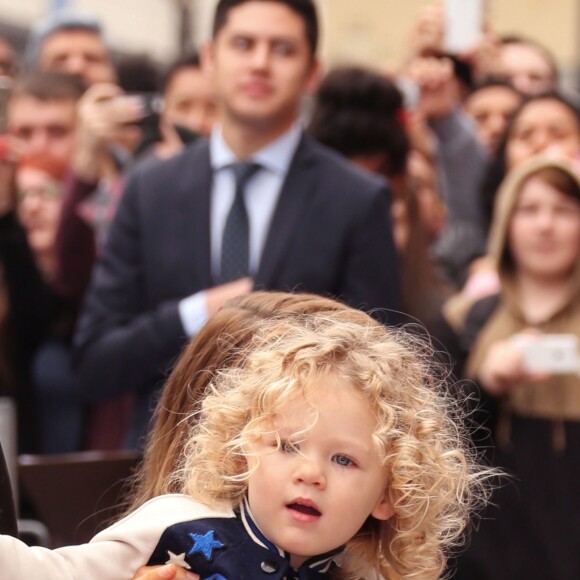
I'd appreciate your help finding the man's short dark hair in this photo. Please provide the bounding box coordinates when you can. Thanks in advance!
[116,53,161,93]
[213,0,319,55]
[10,71,86,102]
[309,66,410,178]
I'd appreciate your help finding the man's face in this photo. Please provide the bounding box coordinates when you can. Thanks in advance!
[501,43,555,97]
[8,95,77,165]
[506,99,580,170]
[463,85,522,154]
[162,66,217,137]
[205,1,319,133]
[39,29,116,86]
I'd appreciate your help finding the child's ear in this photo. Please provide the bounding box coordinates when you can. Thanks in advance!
[370,492,395,521]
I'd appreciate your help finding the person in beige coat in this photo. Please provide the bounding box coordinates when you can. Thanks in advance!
[446,154,580,580]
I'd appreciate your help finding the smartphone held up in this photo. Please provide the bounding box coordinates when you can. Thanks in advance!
[443,0,485,54]
[511,334,580,375]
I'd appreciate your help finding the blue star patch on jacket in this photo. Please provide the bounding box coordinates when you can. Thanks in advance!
[146,499,343,579]
[188,530,225,560]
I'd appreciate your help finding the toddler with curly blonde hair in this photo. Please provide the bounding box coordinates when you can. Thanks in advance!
[0,307,491,579]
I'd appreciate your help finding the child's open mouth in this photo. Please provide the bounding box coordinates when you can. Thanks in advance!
[287,500,322,520]
[288,503,320,516]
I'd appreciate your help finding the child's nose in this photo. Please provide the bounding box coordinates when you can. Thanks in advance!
[292,458,326,488]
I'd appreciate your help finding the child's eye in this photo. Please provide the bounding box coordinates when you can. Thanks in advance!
[332,454,355,467]
[280,440,299,453]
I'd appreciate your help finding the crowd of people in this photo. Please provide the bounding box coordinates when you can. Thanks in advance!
[1,0,580,578]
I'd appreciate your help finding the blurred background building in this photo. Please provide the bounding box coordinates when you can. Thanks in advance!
[0,0,579,90]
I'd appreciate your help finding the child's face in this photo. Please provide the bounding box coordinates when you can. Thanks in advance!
[246,375,394,568]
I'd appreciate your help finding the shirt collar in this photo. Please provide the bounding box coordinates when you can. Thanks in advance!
[237,497,344,575]
[210,124,302,176]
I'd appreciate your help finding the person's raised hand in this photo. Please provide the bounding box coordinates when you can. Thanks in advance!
[478,331,550,396]
[406,56,460,121]
[463,30,502,83]
[74,83,144,181]
[406,2,445,62]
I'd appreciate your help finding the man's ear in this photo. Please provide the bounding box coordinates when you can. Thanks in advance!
[305,57,322,95]
[370,491,395,521]
[200,41,215,77]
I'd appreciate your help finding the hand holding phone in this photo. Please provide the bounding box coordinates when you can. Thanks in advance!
[511,334,580,375]
[124,93,163,129]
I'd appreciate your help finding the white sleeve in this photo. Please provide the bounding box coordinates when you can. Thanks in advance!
[178,291,209,337]
[0,495,232,580]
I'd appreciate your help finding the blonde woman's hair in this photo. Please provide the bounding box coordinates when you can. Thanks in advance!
[174,313,492,579]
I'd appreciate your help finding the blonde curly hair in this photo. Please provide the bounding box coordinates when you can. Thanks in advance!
[125,291,368,513]
[175,313,491,579]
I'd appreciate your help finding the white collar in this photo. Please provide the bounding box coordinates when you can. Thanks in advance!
[210,124,302,175]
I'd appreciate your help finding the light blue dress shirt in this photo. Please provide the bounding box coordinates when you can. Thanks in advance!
[178,124,302,337]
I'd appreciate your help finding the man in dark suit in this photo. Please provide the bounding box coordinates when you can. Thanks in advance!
[74,0,401,448]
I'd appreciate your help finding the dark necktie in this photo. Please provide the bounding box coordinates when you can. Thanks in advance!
[219,162,261,283]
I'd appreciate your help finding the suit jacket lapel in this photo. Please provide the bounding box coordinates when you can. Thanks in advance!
[255,134,319,287]
[175,140,213,289]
